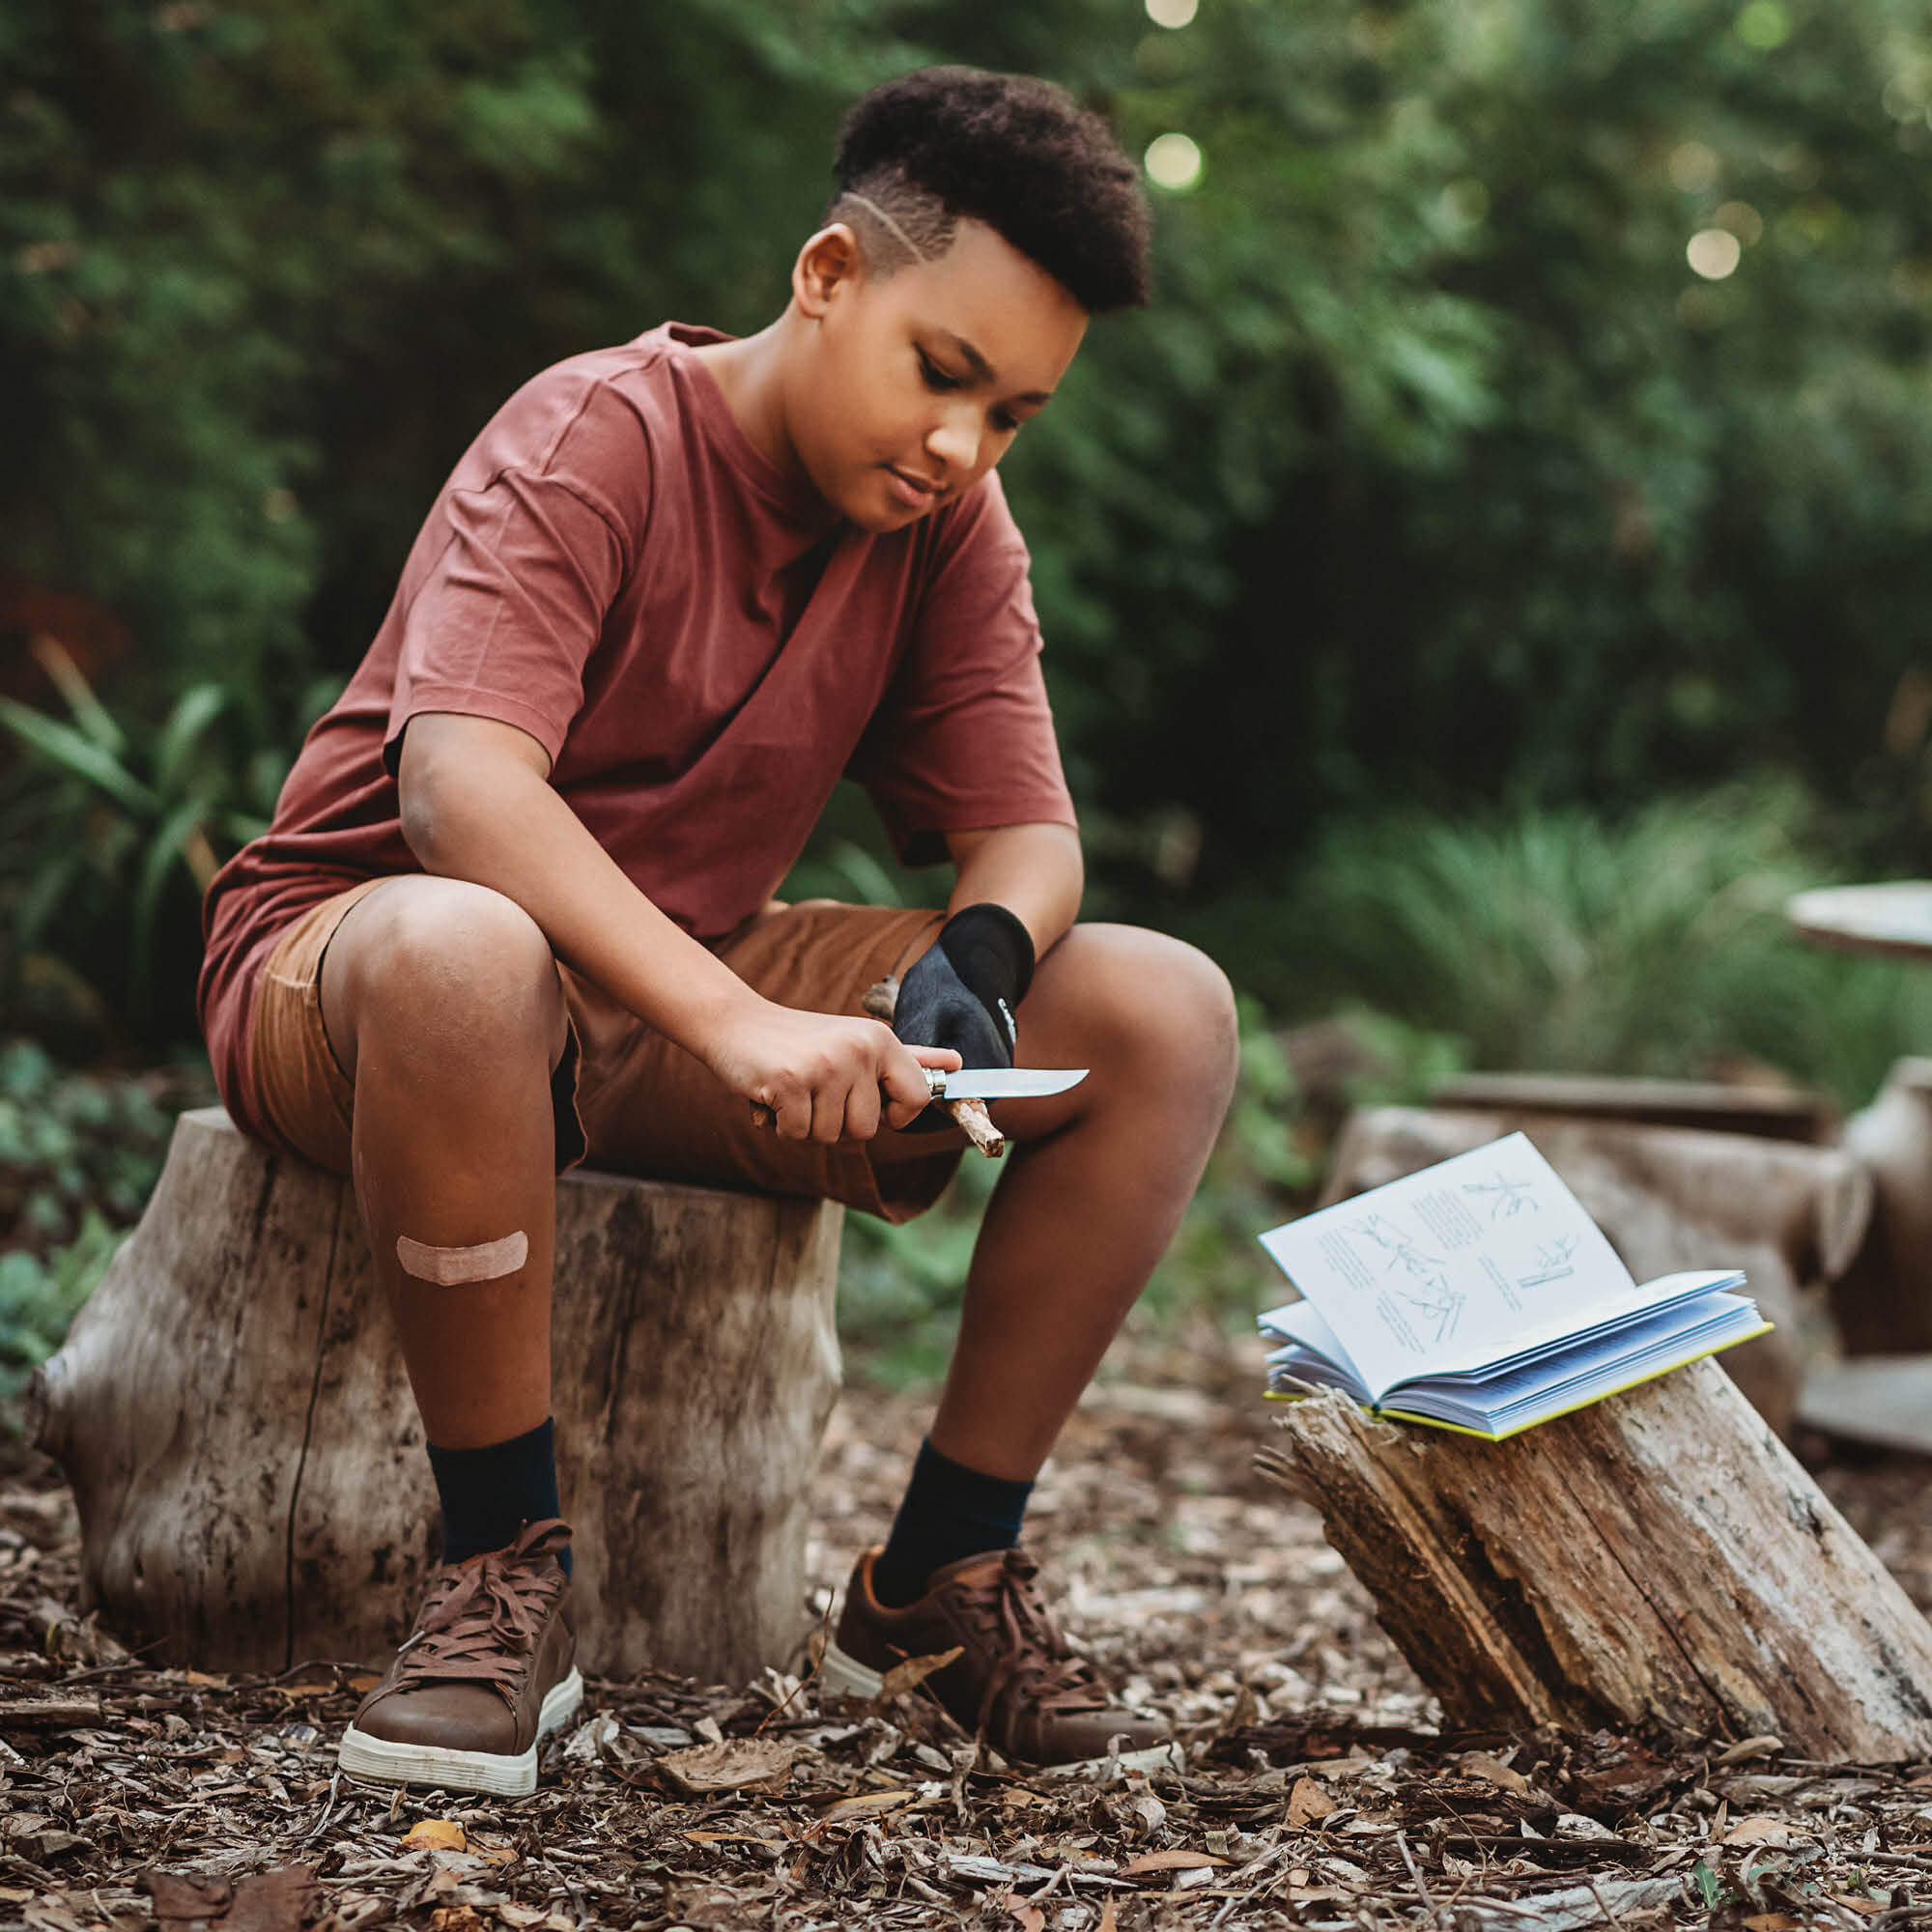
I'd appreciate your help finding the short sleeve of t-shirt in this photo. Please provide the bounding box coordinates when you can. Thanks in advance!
[850,472,1074,866]
[383,382,642,774]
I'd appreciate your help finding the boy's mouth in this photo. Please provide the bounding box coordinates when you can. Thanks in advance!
[885,465,944,512]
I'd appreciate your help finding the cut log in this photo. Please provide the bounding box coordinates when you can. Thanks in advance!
[1429,1072,1838,1145]
[1257,1357,1932,1760]
[27,1108,842,1683]
[1319,1107,1875,1437]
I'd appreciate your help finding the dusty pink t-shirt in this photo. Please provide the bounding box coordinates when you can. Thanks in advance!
[199,323,1075,1138]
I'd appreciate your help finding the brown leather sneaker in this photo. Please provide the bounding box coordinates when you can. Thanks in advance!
[337,1518,582,1797]
[821,1545,1169,1769]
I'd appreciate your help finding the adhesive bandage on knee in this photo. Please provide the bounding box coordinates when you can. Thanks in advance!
[395,1231,529,1286]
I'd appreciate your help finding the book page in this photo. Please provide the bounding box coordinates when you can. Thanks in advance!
[1257,1133,1644,1400]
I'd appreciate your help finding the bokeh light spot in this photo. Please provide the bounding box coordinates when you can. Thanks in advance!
[1715,200,1763,244]
[1667,141,1719,192]
[1145,132,1205,191]
[1734,1,1791,49]
[1145,0,1199,24]
[1688,228,1743,279]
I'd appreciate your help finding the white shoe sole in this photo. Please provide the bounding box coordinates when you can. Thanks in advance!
[336,1666,584,1797]
[817,1640,885,1700]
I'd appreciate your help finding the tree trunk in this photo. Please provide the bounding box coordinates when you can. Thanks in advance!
[28,1108,842,1684]
[1256,1357,1932,1760]
[1318,1106,1875,1437]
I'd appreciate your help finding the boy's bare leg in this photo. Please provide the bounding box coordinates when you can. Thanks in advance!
[830,923,1236,1761]
[908,923,1240,1481]
[314,875,582,1797]
[317,875,568,1448]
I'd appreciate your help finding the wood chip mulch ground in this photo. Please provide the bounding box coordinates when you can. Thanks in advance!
[4,1347,1932,1931]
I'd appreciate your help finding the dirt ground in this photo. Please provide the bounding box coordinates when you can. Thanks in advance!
[4,1335,1932,1931]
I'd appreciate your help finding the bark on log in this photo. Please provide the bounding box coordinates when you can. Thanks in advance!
[1256,1357,1932,1760]
[1319,1107,1875,1437]
[27,1108,842,1683]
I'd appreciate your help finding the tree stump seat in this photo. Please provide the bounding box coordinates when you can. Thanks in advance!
[28,1108,844,1683]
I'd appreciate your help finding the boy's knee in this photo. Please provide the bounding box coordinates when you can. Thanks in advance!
[1053,925,1238,1081]
[338,879,563,1056]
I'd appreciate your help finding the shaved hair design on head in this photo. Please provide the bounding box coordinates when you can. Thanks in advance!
[829,67,1152,313]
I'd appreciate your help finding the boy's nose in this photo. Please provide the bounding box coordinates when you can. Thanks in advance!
[925,406,981,473]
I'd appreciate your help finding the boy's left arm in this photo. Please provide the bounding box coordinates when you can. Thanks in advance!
[944,821,1083,956]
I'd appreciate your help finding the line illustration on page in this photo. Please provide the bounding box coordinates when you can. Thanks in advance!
[1519,1236,1579,1291]
[1463,1168,1540,1219]
[1348,1212,1442,1278]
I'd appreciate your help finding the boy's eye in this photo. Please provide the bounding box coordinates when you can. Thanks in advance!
[918,350,964,392]
[919,349,1025,437]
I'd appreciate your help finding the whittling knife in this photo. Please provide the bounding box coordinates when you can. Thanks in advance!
[923,1066,1088,1102]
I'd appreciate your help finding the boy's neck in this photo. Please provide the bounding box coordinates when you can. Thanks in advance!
[690,321,810,490]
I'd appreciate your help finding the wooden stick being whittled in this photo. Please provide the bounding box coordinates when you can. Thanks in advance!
[864,975,1004,1157]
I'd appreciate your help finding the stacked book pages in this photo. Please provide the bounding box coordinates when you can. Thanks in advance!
[1257,1132,1767,1440]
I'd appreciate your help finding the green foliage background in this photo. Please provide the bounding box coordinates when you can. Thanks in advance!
[6,0,1932,1367]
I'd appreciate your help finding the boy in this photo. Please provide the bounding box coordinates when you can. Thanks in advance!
[198,65,1237,1794]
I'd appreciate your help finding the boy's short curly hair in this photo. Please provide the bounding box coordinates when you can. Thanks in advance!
[829,67,1151,314]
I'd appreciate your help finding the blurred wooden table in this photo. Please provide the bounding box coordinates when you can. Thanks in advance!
[1788,881,1932,961]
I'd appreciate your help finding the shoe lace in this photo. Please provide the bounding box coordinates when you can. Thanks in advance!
[390,1518,570,1711]
[951,1548,1109,1732]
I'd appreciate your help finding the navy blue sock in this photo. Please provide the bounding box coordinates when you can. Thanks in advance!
[426,1416,572,1576]
[870,1437,1033,1608]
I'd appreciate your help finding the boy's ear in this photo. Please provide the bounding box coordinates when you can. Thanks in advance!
[793,223,866,319]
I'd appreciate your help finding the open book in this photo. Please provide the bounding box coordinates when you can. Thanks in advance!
[1257,1132,1767,1440]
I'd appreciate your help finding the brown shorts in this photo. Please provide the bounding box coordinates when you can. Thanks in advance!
[247,883,963,1223]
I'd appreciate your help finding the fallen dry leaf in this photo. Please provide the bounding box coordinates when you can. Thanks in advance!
[146,1870,231,1924]
[1713,1733,1784,1765]
[1722,1815,1803,1848]
[1828,1897,1888,1918]
[1741,1917,1803,1931]
[657,1736,801,1796]
[1095,1901,1118,1932]
[815,1788,923,1825]
[144,1864,315,1932]
[1459,1751,1530,1794]
[1287,1775,1337,1828]
[877,1645,963,1699]
[998,1893,1045,1932]
[1119,1850,1229,1878]
[402,1820,468,1853]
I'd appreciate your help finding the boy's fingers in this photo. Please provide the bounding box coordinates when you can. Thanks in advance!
[844,1075,883,1143]
[883,1039,952,1107]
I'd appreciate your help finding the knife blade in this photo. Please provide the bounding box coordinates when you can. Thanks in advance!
[923,1066,1088,1102]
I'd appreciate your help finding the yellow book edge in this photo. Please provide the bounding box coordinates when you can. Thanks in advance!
[1262,1321,1775,1442]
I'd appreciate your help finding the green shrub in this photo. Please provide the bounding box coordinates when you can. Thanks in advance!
[1205,783,1932,1107]
[0,1038,193,1406]
[0,641,330,1043]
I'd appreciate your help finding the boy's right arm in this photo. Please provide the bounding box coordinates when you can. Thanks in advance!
[396,711,947,1143]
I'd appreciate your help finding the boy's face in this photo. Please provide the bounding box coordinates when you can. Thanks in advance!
[786,217,1089,532]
